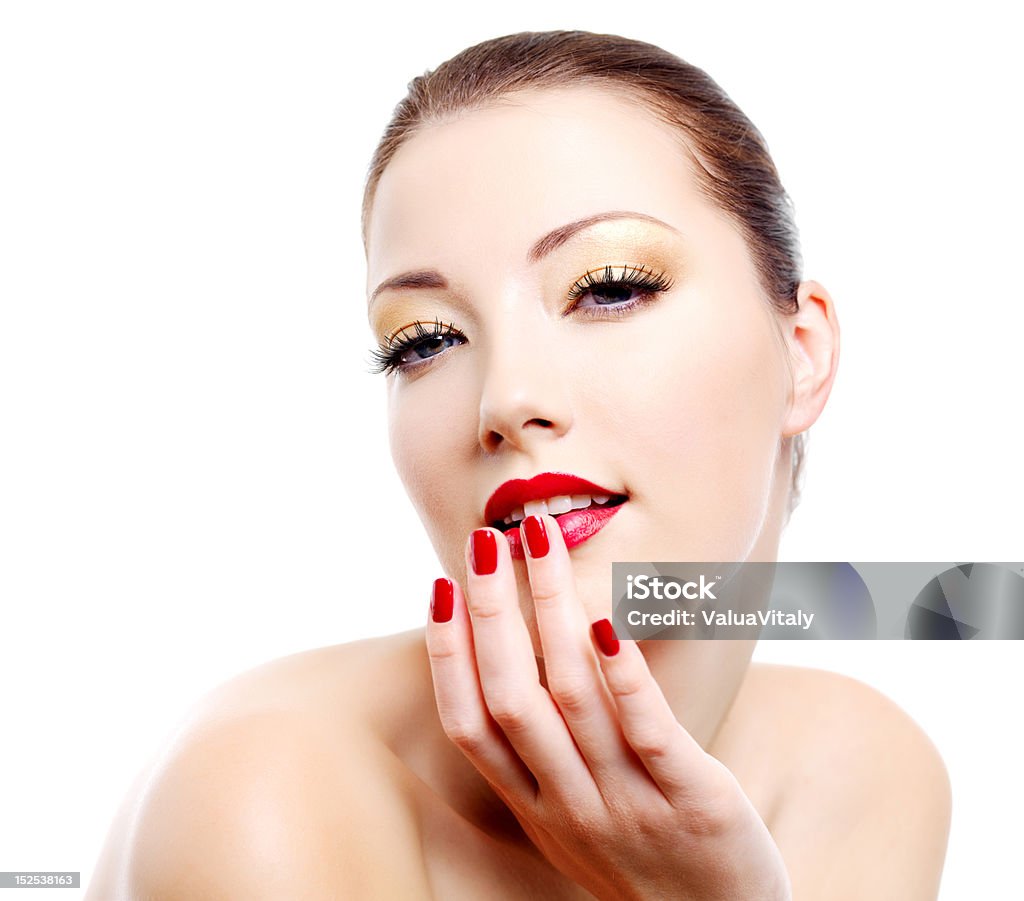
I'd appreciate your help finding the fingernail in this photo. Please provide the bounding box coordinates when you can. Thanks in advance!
[471,529,498,576]
[522,514,549,559]
[592,619,620,657]
[431,577,454,623]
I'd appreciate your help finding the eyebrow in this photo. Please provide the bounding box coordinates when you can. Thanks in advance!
[368,211,679,308]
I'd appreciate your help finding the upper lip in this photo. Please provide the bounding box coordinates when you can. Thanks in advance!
[484,472,626,527]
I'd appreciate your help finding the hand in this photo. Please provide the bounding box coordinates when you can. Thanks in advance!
[425,514,792,901]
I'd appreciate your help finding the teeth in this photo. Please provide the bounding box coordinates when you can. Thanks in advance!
[523,499,549,517]
[546,495,573,515]
[500,493,619,527]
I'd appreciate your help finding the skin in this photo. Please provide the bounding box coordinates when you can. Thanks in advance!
[85,85,951,900]
[368,83,820,899]
[366,83,829,763]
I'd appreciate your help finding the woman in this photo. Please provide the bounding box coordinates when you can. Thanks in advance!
[87,31,950,899]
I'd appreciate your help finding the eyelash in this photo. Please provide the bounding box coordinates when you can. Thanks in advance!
[367,318,463,377]
[567,263,674,312]
[367,264,674,377]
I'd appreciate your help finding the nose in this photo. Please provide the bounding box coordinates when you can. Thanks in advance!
[476,319,574,454]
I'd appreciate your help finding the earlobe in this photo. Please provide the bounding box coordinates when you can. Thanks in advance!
[781,280,840,437]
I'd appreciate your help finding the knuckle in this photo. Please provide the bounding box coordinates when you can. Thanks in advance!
[529,581,564,610]
[441,718,489,755]
[484,691,534,734]
[426,641,459,663]
[706,759,744,808]
[555,803,601,845]
[607,791,673,835]
[608,671,646,701]
[629,725,673,760]
[677,760,742,837]
[548,676,594,715]
[464,595,505,620]
[681,793,732,838]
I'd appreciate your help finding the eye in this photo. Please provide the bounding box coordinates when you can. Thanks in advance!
[567,264,674,315]
[367,318,467,377]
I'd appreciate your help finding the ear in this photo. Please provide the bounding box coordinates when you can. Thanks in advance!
[780,280,840,437]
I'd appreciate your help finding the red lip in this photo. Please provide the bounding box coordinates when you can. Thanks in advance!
[484,472,624,527]
[485,472,628,560]
[504,502,625,559]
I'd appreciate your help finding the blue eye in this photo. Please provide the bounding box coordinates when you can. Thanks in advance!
[367,318,466,377]
[567,264,674,313]
[366,264,673,377]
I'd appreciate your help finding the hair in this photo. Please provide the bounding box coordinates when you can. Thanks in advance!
[362,30,808,522]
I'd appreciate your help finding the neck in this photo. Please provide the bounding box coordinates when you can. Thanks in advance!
[534,634,755,752]
[641,638,757,751]
[629,475,789,751]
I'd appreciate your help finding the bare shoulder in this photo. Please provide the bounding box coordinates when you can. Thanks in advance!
[743,663,951,800]
[745,664,952,901]
[86,630,432,900]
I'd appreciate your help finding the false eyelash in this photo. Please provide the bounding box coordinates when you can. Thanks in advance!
[366,317,465,376]
[366,264,674,377]
[566,263,674,307]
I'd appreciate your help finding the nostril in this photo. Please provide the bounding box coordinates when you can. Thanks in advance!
[481,419,553,452]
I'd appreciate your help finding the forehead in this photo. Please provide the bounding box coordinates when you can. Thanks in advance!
[365,85,718,284]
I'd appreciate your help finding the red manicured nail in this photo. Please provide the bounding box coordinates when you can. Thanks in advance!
[471,529,498,575]
[431,577,453,623]
[592,619,620,657]
[522,515,549,559]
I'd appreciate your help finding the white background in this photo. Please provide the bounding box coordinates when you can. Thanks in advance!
[1,1,1021,898]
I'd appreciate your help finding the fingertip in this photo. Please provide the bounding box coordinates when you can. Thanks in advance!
[520,514,550,559]
[545,512,568,551]
[591,618,620,657]
[469,527,499,576]
[431,577,454,623]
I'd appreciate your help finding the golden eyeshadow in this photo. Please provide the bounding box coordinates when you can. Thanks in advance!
[370,228,687,341]
[552,228,687,283]
[385,321,420,345]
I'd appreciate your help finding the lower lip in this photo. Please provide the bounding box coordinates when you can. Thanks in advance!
[504,502,625,560]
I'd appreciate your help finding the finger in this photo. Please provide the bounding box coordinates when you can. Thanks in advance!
[520,513,638,786]
[589,619,713,807]
[463,527,592,798]
[425,575,536,805]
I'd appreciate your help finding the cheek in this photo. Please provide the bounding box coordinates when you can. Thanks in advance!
[604,295,785,556]
[387,375,477,562]
[389,388,453,511]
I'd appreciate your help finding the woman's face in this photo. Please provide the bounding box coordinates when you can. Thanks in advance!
[365,85,798,634]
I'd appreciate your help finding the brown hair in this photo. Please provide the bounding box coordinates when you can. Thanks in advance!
[362,30,808,521]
